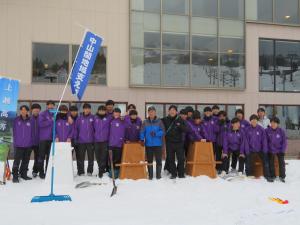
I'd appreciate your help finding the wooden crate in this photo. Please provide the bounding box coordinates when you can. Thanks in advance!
[118,143,148,180]
[253,154,279,178]
[186,142,217,178]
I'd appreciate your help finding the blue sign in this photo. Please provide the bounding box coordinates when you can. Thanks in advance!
[71,31,103,100]
[0,77,19,143]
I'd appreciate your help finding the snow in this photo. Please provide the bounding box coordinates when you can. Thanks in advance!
[1,160,300,225]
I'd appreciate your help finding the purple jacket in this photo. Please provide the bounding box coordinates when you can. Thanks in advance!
[93,114,111,142]
[13,116,33,148]
[245,125,268,153]
[216,120,230,147]
[187,121,207,142]
[240,119,250,130]
[125,118,142,142]
[38,110,54,141]
[265,127,287,153]
[109,118,126,148]
[202,116,218,142]
[74,113,94,144]
[30,115,39,146]
[56,118,73,142]
[223,129,249,155]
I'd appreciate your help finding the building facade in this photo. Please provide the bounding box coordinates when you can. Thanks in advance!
[0,0,299,157]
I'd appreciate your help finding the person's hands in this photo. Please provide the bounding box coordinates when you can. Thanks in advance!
[125,140,130,144]
[67,138,71,143]
[55,138,59,142]
[200,139,206,142]
[139,140,145,147]
[150,131,156,137]
[68,116,74,124]
[222,153,228,159]
[240,154,245,158]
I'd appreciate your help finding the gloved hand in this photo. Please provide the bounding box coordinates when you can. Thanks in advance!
[150,131,156,137]
[139,140,145,147]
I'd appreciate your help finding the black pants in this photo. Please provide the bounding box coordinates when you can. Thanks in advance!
[222,150,245,173]
[215,144,223,171]
[94,142,108,175]
[12,147,31,176]
[109,146,122,170]
[246,152,270,178]
[231,151,238,170]
[146,146,162,179]
[165,141,185,177]
[268,153,286,179]
[32,145,39,174]
[38,140,52,175]
[77,143,94,175]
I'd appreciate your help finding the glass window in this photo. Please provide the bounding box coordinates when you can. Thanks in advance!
[131,48,161,86]
[192,36,217,52]
[275,40,300,91]
[162,51,190,86]
[191,17,217,36]
[131,12,160,48]
[163,0,189,15]
[192,0,217,17]
[162,15,189,33]
[146,104,165,118]
[131,0,161,13]
[191,52,218,87]
[72,45,107,85]
[197,105,226,114]
[275,0,299,24]
[227,105,243,119]
[220,38,244,54]
[259,39,274,91]
[275,106,300,139]
[219,54,245,88]
[162,33,189,50]
[219,20,244,37]
[32,43,69,83]
[246,0,273,22]
[220,0,244,20]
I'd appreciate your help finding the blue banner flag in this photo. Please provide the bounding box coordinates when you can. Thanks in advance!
[0,76,19,144]
[71,31,103,100]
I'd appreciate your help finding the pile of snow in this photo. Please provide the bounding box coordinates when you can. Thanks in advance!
[0,160,299,225]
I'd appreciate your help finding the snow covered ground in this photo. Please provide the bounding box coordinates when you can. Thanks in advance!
[1,160,299,225]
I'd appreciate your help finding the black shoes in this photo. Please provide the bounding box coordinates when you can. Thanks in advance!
[21,174,32,180]
[12,176,19,183]
[39,172,46,179]
[279,177,285,183]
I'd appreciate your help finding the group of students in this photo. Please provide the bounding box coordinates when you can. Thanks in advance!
[12,100,287,183]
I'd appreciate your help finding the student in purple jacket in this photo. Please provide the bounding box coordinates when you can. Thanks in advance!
[109,108,126,178]
[221,117,249,176]
[245,114,272,182]
[38,100,55,179]
[74,103,95,176]
[55,105,73,142]
[93,105,111,178]
[212,105,220,122]
[266,117,287,182]
[30,103,41,178]
[202,107,218,163]
[235,109,250,130]
[187,110,207,143]
[215,111,230,174]
[69,105,79,173]
[12,105,33,183]
[125,109,142,143]
[124,104,141,123]
[105,99,115,120]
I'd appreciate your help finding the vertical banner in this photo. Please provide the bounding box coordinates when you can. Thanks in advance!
[71,30,103,100]
[0,77,19,182]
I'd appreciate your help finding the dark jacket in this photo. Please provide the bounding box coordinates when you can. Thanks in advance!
[162,115,187,143]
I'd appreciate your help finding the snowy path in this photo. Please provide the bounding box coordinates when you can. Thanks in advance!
[0,160,299,225]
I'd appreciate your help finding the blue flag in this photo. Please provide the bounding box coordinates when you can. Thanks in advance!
[0,77,19,144]
[71,31,103,100]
